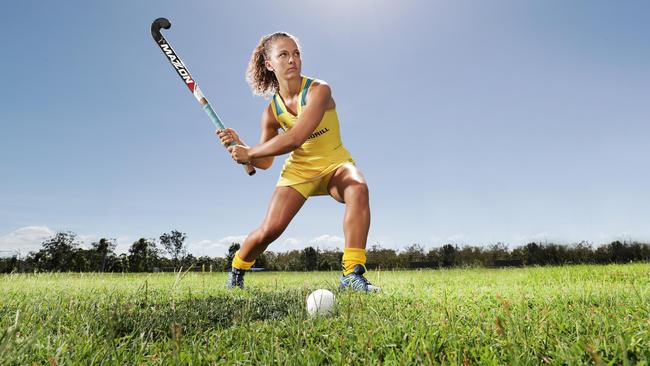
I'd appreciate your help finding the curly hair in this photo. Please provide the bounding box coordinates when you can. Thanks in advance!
[246,32,301,98]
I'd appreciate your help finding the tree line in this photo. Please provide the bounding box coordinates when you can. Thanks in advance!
[0,230,648,273]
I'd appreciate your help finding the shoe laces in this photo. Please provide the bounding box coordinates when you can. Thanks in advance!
[347,272,373,290]
[230,268,245,284]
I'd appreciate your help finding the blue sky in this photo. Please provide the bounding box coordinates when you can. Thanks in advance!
[1,0,649,257]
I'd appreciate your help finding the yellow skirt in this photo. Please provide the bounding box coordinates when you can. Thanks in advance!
[277,144,355,198]
[278,160,355,198]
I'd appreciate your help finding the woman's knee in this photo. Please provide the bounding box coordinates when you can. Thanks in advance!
[257,223,285,243]
[345,182,370,204]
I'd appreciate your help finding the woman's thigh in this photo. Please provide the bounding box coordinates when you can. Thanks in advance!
[259,186,307,232]
[327,164,368,203]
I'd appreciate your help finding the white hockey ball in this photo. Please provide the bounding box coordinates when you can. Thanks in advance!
[306,289,335,316]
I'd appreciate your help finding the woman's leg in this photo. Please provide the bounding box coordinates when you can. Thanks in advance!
[237,186,306,261]
[327,164,379,290]
[327,164,370,250]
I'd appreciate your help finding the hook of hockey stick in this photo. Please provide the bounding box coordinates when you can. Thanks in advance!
[151,18,171,42]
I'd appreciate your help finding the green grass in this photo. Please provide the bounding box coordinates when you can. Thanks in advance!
[1,264,649,365]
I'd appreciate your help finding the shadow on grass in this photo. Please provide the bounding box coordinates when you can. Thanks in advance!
[106,290,304,340]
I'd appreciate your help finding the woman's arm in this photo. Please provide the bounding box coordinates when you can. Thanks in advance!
[246,83,332,160]
[251,106,279,169]
[217,105,279,170]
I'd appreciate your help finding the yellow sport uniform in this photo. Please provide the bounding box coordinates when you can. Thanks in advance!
[271,76,355,198]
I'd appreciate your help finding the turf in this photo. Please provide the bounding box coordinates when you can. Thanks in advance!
[1,264,648,365]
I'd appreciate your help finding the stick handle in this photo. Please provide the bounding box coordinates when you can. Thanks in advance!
[203,103,256,176]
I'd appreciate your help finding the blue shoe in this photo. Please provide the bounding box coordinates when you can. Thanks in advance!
[339,265,381,292]
[226,268,246,288]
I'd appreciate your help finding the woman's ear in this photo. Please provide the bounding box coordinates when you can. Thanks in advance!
[264,59,274,72]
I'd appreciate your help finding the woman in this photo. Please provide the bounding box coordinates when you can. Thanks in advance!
[218,32,379,292]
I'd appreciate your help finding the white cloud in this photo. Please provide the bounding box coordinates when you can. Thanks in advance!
[182,234,346,257]
[217,235,248,245]
[275,237,304,252]
[186,235,247,257]
[0,227,141,256]
[365,235,399,250]
[0,226,56,255]
[0,228,249,258]
[309,234,345,249]
[76,234,101,249]
[114,236,134,255]
[265,234,345,253]
[285,237,301,246]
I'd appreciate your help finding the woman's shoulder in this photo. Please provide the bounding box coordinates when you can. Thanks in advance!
[305,77,331,97]
[262,103,282,128]
[304,77,334,109]
[307,76,329,88]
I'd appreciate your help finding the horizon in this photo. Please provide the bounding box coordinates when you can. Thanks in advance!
[0,225,645,259]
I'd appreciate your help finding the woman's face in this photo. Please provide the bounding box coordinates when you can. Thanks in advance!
[265,37,301,80]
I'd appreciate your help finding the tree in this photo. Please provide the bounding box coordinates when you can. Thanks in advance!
[260,251,278,270]
[399,243,427,267]
[489,242,509,265]
[367,244,399,269]
[569,241,594,264]
[0,255,18,273]
[70,247,94,272]
[254,252,269,269]
[456,246,485,267]
[609,241,634,263]
[274,250,303,271]
[303,246,318,271]
[440,244,457,267]
[525,242,542,265]
[318,249,343,271]
[128,238,159,272]
[40,232,81,271]
[225,243,241,270]
[630,241,650,262]
[159,230,187,269]
[426,248,442,267]
[91,238,116,272]
[111,253,130,272]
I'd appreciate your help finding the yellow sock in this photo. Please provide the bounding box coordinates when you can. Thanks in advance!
[342,247,366,275]
[232,251,255,270]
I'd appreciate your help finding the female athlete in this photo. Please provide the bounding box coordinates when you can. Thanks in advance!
[218,32,379,292]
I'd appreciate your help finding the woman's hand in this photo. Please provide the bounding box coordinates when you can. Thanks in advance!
[227,145,252,164]
[216,128,242,147]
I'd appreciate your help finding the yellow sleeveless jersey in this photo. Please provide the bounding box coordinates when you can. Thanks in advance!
[271,76,355,187]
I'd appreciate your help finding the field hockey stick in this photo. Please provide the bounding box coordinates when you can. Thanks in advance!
[151,17,256,176]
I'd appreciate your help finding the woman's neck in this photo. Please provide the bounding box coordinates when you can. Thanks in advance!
[277,75,302,100]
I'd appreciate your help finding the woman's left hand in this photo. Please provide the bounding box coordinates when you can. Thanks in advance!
[227,145,251,164]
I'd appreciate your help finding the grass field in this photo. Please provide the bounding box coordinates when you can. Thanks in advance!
[1,264,648,365]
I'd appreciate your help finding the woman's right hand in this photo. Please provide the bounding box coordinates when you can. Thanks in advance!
[216,128,242,147]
